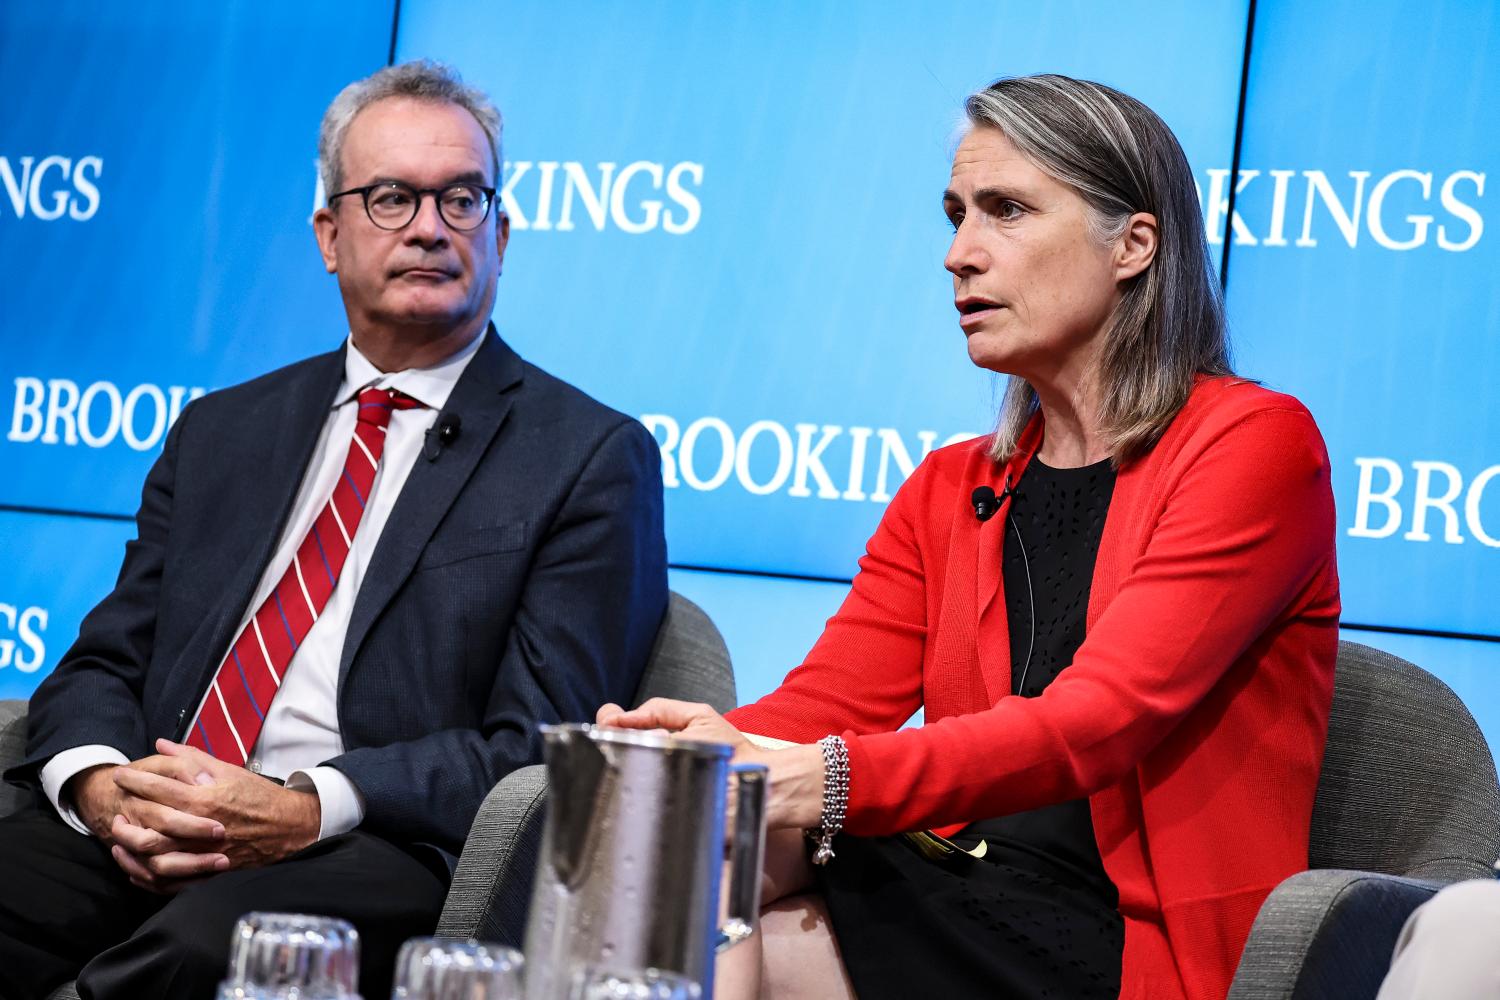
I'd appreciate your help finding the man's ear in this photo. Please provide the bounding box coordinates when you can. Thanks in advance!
[494,210,510,276]
[1115,211,1158,283]
[312,206,340,274]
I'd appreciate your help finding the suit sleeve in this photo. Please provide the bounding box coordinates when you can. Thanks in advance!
[726,457,931,742]
[6,403,195,788]
[838,407,1336,835]
[325,418,669,853]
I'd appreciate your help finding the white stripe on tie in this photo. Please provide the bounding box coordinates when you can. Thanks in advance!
[293,555,319,623]
[331,499,353,548]
[213,680,248,762]
[252,618,282,686]
[352,426,379,471]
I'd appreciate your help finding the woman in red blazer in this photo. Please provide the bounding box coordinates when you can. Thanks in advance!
[602,74,1338,1000]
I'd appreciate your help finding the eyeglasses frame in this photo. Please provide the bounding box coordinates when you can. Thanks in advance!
[326,180,500,232]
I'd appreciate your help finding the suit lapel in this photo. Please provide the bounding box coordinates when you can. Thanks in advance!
[173,346,346,726]
[337,328,524,686]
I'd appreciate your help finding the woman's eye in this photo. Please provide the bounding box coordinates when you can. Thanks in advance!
[997,201,1023,221]
[946,212,964,231]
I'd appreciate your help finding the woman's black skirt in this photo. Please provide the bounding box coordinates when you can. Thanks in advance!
[814,831,1124,999]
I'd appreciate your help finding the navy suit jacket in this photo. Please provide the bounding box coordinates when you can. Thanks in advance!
[8,329,668,865]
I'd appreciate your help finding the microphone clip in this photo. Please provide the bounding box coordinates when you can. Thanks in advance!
[970,479,1016,523]
[424,413,462,462]
[971,486,999,523]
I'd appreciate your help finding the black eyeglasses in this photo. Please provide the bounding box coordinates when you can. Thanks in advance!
[327,181,498,231]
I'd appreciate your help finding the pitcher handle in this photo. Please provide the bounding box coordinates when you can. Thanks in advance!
[716,762,769,951]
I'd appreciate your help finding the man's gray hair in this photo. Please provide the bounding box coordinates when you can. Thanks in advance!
[318,60,503,199]
[965,75,1231,463]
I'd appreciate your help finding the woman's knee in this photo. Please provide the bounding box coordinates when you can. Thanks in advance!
[759,893,856,1000]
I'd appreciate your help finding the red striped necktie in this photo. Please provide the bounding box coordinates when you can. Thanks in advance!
[187,386,425,766]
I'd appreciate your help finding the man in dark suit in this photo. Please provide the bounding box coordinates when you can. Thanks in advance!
[0,61,667,1000]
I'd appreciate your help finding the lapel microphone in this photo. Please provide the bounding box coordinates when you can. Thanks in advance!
[971,486,1000,522]
[971,478,1019,522]
[424,413,462,461]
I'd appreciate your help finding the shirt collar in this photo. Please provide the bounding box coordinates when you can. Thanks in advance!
[336,329,486,412]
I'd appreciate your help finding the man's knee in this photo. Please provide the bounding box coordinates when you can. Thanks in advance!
[77,878,245,1000]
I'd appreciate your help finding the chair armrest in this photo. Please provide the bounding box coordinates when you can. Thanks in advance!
[437,764,549,946]
[1228,869,1448,1000]
[0,700,30,818]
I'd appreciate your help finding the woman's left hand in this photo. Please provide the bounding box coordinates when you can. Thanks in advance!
[596,698,827,830]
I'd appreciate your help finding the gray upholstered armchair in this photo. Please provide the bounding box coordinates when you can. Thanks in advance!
[0,590,734,1000]
[435,590,736,944]
[1227,640,1500,1000]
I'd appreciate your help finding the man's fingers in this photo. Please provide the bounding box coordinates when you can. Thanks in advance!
[119,794,225,841]
[110,815,219,856]
[115,842,228,880]
[146,849,229,879]
[111,845,224,893]
[111,844,168,892]
[595,703,626,726]
[155,739,224,783]
[113,765,205,810]
[111,815,169,855]
[136,801,225,841]
[129,753,215,787]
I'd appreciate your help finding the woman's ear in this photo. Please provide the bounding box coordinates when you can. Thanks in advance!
[1115,212,1158,283]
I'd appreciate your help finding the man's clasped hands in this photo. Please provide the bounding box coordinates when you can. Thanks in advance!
[66,739,321,894]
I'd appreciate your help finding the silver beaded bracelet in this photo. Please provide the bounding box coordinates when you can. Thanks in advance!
[808,734,849,865]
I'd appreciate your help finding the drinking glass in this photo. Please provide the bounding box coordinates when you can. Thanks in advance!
[570,966,701,1000]
[390,936,525,999]
[219,911,362,999]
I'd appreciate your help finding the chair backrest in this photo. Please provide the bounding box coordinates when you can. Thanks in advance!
[1310,640,1500,880]
[631,591,737,713]
[0,699,28,818]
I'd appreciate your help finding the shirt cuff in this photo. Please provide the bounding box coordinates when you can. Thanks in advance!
[40,745,131,836]
[286,766,366,841]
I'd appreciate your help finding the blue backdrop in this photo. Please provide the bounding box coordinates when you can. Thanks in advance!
[2,1,1496,752]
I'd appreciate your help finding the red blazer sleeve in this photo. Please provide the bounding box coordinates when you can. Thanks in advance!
[840,406,1335,835]
[725,458,932,743]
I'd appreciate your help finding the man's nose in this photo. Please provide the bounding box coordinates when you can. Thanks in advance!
[404,192,450,247]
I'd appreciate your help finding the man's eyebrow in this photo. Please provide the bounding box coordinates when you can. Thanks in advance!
[447,169,491,186]
[364,170,493,187]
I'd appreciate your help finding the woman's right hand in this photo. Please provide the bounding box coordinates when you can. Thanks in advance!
[595,697,754,753]
[597,700,829,831]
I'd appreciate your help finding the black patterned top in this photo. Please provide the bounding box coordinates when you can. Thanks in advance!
[959,454,1119,902]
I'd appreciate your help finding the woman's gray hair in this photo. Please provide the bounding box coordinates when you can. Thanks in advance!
[964,74,1231,463]
[318,60,503,198]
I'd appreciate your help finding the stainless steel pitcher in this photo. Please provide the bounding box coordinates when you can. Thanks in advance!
[521,724,769,1000]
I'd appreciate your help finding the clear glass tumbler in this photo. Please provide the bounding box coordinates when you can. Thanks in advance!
[570,967,701,1000]
[390,936,525,999]
[219,911,362,999]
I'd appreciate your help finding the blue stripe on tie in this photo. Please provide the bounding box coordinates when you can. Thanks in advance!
[312,524,336,585]
[196,719,215,756]
[273,591,298,651]
[342,469,366,508]
[359,402,393,411]
[232,648,265,720]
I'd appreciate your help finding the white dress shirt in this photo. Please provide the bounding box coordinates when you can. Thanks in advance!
[41,332,483,840]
